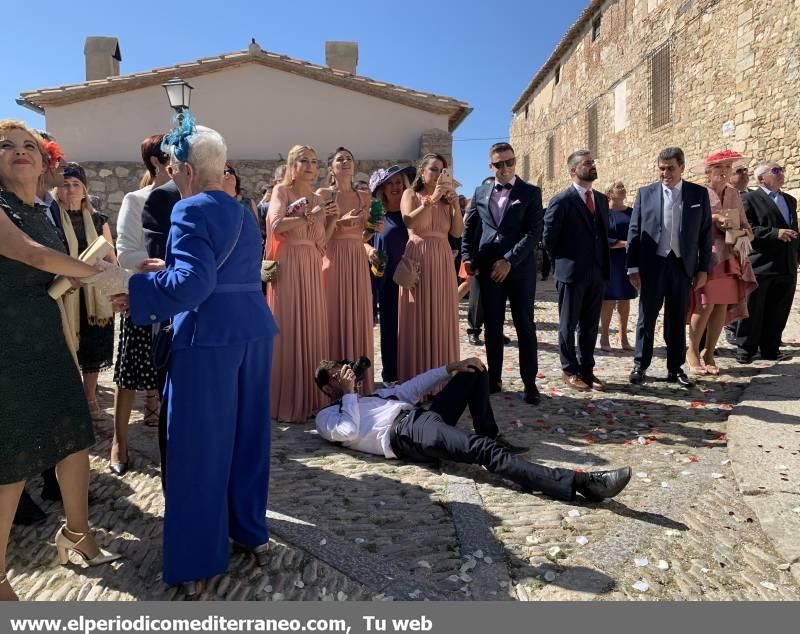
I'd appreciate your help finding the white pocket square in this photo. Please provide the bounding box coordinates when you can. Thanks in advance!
[510,200,521,206]
[690,203,701,208]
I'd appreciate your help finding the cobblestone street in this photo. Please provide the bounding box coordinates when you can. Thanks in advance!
[7,281,800,601]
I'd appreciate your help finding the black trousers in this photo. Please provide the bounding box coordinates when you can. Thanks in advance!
[479,271,538,391]
[389,370,575,501]
[466,275,483,336]
[378,277,401,382]
[634,254,691,373]
[736,273,796,357]
[555,268,605,376]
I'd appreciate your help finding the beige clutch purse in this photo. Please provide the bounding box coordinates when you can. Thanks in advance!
[48,237,114,299]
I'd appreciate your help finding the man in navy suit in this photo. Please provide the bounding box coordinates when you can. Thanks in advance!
[626,147,712,386]
[462,142,543,404]
[543,150,610,391]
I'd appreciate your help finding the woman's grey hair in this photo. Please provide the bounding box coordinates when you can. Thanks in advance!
[175,125,227,184]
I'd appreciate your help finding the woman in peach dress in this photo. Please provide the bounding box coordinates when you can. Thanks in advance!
[687,150,757,375]
[396,153,462,382]
[266,145,334,421]
[317,147,375,393]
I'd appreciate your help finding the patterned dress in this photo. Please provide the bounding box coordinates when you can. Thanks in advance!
[0,191,94,484]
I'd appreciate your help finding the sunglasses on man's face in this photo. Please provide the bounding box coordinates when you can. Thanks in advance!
[734,168,748,175]
[492,158,516,169]
[770,167,785,175]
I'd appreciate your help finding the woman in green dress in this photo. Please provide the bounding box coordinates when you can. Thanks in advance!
[0,120,121,602]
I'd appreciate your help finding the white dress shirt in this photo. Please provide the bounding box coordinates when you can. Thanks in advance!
[572,182,595,209]
[315,366,451,458]
[116,186,153,272]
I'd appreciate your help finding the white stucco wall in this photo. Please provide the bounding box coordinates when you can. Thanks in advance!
[45,63,450,162]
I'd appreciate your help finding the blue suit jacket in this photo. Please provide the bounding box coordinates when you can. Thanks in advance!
[626,180,712,278]
[461,178,543,279]
[129,190,278,350]
[542,185,611,284]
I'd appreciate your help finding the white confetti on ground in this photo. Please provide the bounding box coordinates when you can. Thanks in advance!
[634,558,649,567]
[576,536,589,545]
[632,580,650,592]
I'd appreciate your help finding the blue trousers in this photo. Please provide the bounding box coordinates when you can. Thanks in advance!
[162,337,273,586]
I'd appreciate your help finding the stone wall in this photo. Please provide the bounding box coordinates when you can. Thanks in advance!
[510,0,800,202]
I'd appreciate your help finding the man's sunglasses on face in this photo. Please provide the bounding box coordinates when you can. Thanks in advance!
[734,168,748,175]
[492,158,516,169]
[770,167,785,175]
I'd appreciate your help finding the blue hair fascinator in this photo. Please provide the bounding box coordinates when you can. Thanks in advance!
[161,110,196,163]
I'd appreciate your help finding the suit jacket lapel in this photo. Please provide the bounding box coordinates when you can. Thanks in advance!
[757,188,789,228]
[496,179,521,228]
[478,184,499,230]
[568,186,594,231]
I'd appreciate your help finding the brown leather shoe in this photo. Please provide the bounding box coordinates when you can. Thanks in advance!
[562,372,590,391]
[584,373,607,391]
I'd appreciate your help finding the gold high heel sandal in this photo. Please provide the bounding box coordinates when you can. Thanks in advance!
[55,525,122,567]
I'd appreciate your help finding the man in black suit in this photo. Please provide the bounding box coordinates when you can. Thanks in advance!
[462,142,543,404]
[543,150,610,391]
[735,161,798,363]
[626,147,712,387]
[141,179,181,487]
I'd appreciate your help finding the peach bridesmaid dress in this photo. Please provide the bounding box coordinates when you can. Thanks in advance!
[266,190,329,421]
[396,193,460,382]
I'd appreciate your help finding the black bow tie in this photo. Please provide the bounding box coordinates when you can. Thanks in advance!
[494,183,512,192]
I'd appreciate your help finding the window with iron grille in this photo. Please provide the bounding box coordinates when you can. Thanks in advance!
[523,155,530,181]
[649,43,672,129]
[587,103,598,157]
[546,135,555,180]
[592,15,602,42]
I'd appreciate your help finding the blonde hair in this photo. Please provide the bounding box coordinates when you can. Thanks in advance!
[378,173,411,207]
[0,119,47,186]
[54,178,95,216]
[282,145,317,187]
[139,171,153,188]
[605,180,625,197]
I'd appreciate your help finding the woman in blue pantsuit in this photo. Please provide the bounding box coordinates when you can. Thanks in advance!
[121,122,277,596]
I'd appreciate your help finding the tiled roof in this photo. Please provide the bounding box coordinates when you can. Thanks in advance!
[19,41,472,132]
[511,0,604,113]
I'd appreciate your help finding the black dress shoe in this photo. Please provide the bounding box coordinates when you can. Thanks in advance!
[629,366,645,385]
[232,540,270,567]
[468,333,482,346]
[576,467,632,501]
[13,490,46,526]
[493,435,528,455]
[524,386,541,405]
[109,462,129,476]
[736,352,754,364]
[666,369,694,387]
[503,335,511,345]
[489,382,502,394]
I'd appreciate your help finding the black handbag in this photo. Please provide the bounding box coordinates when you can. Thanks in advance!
[149,207,245,371]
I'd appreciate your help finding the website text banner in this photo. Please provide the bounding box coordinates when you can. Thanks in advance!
[3,603,798,634]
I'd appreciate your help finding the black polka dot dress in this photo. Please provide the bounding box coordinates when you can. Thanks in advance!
[113,315,158,391]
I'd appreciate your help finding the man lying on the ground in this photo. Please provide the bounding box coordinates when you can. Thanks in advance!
[314,356,631,503]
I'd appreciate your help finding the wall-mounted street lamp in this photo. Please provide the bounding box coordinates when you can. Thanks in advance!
[161,77,193,123]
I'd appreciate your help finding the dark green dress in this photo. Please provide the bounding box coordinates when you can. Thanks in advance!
[0,191,95,484]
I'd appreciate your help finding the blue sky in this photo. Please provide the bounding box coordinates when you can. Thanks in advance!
[1,0,587,193]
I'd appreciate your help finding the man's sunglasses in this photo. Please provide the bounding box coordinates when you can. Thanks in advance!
[491,158,516,169]
[770,167,785,175]
[734,168,748,175]
[224,168,236,176]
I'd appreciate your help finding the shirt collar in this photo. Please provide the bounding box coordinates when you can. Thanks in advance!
[572,182,592,197]
[662,180,684,195]
[761,185,782,197]
[493,176,516,191]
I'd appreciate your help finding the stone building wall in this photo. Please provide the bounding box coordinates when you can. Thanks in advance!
[510,0,800,203]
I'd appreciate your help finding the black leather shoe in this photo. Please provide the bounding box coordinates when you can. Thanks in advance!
[503,335,511,345]
[577,466,632,501]
[13,490,46,526]
[524,386,541,405]
[736,352,754,364]
[468,333,482,346]
[489,382,502,394]
[629,366,645,385]
[666,369,694,387]
[109,462,129,476]
[724,330,737,346]
[493,435,528,455]
[232,540,270,567]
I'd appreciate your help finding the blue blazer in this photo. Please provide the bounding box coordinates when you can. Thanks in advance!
[129,190,278,350]
[461,178,543,279]
[543,186,611,284]
[626,180,712,278]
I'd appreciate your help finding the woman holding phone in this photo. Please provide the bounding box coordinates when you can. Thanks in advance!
[266,145,333,421]
[396,153,462,382]
[316,147,375,393]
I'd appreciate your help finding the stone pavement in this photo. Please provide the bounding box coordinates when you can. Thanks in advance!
[6,280,800,601]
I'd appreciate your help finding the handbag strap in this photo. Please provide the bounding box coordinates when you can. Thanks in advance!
[217,205,245,271]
